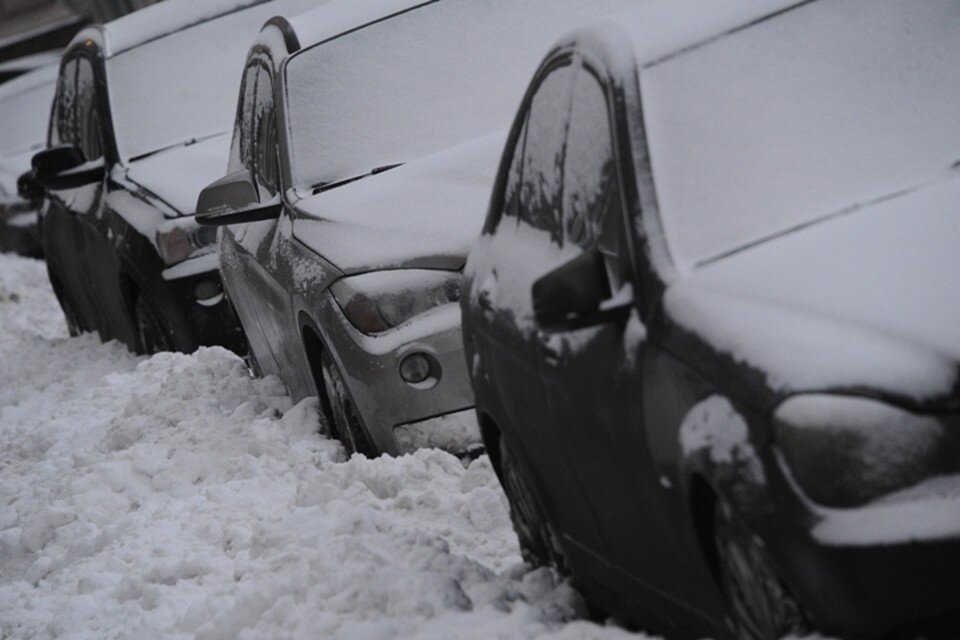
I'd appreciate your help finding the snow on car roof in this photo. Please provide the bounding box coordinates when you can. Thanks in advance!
[72,0,269,58]
[285,0,423,50]
[0,50,62,77]
[0,61,57,101]
[0,64,57,187]
[592,0,804,68]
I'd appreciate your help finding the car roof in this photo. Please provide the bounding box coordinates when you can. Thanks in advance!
[0,62,58,102]
[69,0,271,58]
[587,0,807,68]
[285,0,425,52]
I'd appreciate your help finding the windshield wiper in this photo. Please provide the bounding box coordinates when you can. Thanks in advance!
[310,163,403,195]
[127,131,226,163]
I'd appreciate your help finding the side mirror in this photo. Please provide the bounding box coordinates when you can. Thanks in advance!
[32,145,84,177]
[17,170,44,201]
[533,248,633,332]
[32,145,105,190]
[196,170,282,226]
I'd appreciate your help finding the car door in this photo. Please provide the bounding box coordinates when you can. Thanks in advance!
[535,62,686,624]
[219,59,304,380]
[243,63,307,378]
[220,61,284,374]
[45,54,122,342]
[73,53,138,346]
[475,59,607,561]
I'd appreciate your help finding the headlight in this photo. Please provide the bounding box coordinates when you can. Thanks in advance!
[774,394,958,507]
[330,270,460,334]
[156,218,218,266]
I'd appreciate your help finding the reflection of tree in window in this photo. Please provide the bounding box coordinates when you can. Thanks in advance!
[237,64,258,175]
[54,59,78,147]
[253,68,278,196]
[498,117,527,223]
[563,67,627,290]
[76,59,102,161]
[518,64,574,243]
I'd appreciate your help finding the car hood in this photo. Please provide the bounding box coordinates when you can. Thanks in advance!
[663,177,960,408]
[125,134,231,215]
[291,131,506,274]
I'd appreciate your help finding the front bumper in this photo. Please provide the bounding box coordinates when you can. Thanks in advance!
[0,208,41,258]
[775,467,960,637]
[317,296,479,456]
[158,255,245,355]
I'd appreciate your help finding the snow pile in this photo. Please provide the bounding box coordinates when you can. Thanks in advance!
[0,253,646,639]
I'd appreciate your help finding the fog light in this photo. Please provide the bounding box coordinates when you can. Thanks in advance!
[194,278,222,306]
[400,353,432,384]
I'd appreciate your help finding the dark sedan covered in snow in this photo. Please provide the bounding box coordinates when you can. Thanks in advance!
[195,0,634,456]
[32,0,316,353]
[462,1,960,638]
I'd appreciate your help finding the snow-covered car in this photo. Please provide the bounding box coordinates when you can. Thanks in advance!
[31,0,318,354]
[0,63,56,258]
[195,0,635,456]
[461,1,960,638]
[0,50,62,86]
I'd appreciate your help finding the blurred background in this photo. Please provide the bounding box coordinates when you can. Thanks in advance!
[1,0,162,72]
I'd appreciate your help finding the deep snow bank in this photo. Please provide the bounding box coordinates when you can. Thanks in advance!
[0,254,644,639]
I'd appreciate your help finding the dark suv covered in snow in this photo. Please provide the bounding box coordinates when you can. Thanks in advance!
[462,1,960,638]
[33,0,317,353]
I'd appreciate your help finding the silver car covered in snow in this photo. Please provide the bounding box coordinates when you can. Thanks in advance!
[196,0,635,456]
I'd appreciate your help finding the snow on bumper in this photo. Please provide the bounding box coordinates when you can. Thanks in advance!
[394,408,481,456]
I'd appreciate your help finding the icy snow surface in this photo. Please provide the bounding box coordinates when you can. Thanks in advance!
[0,253,649,639]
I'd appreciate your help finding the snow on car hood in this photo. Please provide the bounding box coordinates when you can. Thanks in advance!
[664,176,960,405]
[124,135,231,215]
[291,132,506,274]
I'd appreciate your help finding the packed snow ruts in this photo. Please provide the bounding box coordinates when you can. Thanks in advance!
[0,253,650,639]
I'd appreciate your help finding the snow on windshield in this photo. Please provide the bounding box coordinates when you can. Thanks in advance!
[283,0,634,191]
[640,0,960,268]
[0,80,55,158]
[106,0,320,161]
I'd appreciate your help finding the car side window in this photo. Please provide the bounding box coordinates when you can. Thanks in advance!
[51,58,78,147]
[236,62,259,178]
[563,65,629,291]
[498,116,527,224]
[518,62,575,242]
[252,67,279,198]
[76,58,103,162]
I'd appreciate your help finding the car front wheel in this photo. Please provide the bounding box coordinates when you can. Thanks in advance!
[714,501,810,640]
[134,294,174,355]
[499,438,567,572]
[318,350,377,457]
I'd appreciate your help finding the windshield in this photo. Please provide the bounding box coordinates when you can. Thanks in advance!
[641,0,960,268]
[283,0,633,192]
[106,0,318,161]
[0,80,55,157]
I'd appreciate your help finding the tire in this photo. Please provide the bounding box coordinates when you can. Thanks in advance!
[499,438,567,572]
[134,294,174,355]
[713,501,810,640]
[48,273,83,337]
[60,294,84,338]
[318,349,377,457]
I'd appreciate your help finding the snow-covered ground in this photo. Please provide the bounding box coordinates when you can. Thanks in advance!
[0,253,646,639]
